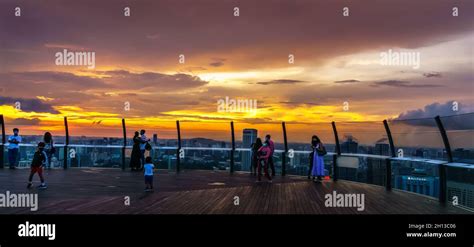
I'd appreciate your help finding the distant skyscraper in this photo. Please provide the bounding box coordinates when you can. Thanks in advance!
[153,134,158,145]
[340,135,358,153]
[242,129,258,171]
[367,142,390,185]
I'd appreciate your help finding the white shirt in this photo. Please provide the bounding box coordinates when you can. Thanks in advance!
[8,135,21,149]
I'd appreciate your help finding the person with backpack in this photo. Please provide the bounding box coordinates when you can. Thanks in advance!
[250,138,263,176]
[27,142,48,189]
[256,140,272,183]
[310,135,326,182]
[43,132,55,169]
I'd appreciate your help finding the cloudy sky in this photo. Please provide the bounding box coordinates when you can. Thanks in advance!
[0,0,473,141]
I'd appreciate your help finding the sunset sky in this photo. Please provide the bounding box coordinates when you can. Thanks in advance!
[0,0,473,142]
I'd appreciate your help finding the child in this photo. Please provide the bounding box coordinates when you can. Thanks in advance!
[143,156,155,192]
[27,142,48,189]
[256,140,272,183]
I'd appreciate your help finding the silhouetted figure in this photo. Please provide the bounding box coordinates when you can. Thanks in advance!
[43,132,55,169]
[251,138,263,175]
[130,131,141,171]
[27,142,48,189]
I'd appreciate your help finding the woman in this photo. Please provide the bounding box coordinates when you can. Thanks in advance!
[43,132,55,169]
[130,131,142,171]
[310,135,326,182]
[256,140,272,182]
[250,138,263,176]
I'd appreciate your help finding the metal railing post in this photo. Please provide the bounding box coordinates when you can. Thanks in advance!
[63,117,69,169]
[121,118,127,171]
[230,121,235,174]
[176,120,181,173]
[331,121,341,181]
[0,115,5,168]
[282,122,288,176]
[383,120,396,157]
[435,116,453,163]
[385,158,392,191]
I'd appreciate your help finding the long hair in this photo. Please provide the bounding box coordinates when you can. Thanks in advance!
[255,138,263,148]
[311,135,321,145]
[44,132,53,143]
[133,131,139,139]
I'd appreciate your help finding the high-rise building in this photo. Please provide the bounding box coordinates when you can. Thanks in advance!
[340,135,358,153]
[242,129,257,171]
[367,141,390,185]
[153,134,158,145]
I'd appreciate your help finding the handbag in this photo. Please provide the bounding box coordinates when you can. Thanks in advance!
[145,142,152,151]
[316,145,327,156]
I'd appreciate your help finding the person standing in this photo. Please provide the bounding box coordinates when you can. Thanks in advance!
[130,131,141,171]
[310,135,326,182]
[256,140,272,183]
[143,156,155,192]
[139,129,150,170]
[265,134,275,176]
[27,142,48,189]
[308,135,317,179]
[250,138,263,176]
[43,132,55,169]
[8,128,22,169]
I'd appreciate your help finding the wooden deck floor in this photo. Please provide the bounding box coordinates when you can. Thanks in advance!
[0,168,470,214]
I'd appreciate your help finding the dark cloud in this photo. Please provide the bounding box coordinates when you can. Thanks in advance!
[101,70,208,90]
[7,118,41,126]
[0,96,59,114]
[2,0,472,71]
[334,79,360,84]
[423,72,442,78]
[256,79,305,85]
[372,80,442,88]
[395,101,473,130]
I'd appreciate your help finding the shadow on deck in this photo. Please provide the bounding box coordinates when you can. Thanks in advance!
[0,168,470,214]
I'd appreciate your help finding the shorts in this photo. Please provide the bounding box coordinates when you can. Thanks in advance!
[144,175,153,184]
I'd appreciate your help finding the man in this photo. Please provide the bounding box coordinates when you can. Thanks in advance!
[8,128,22,169]
[139,129,150,169]
[265,134,275,177]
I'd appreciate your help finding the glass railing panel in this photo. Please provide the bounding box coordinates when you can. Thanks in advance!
[67,145,123,168]
[285,122,335,153]
[126,120,178,148]
[286,151,334,177]
[336,121,390,156]
[180,121,231,148]
[439,113,474,164]
[68,117,123,146]
[390,159,443,199]
[446,163,474,209]
[180,147,231,171]
[388,117,446,160]
[336,155,386,186]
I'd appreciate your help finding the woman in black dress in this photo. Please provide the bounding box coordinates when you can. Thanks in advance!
[130,131,141,171]
[250,138,263,176]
